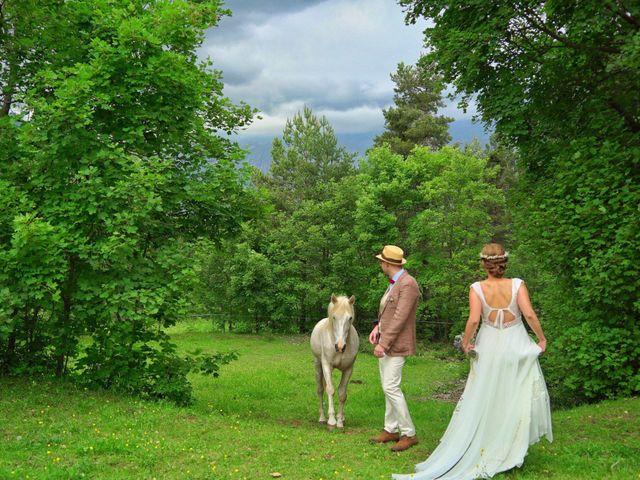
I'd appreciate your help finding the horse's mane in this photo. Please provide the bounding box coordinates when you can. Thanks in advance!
[327,296,354,326]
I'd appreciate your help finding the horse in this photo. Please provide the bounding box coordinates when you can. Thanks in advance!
[310,294,359,429]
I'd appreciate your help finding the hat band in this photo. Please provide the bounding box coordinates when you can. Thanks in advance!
[381,253,403,264]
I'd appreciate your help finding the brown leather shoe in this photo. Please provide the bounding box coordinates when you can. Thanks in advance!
[390,435,418,451]
[369,430,400,443]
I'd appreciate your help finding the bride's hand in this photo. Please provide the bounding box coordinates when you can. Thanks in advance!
[538,339,547,354]
[463,343,474,354]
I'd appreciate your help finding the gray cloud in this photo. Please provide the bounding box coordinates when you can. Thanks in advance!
[221,0,326,17]
[205,0,328,45]
[201,0,479,146]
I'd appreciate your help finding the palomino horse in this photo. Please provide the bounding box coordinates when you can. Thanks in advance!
[310,294,359,429]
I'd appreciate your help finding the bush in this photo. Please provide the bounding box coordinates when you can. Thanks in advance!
[542,322,640,407]
[75,333,238,406]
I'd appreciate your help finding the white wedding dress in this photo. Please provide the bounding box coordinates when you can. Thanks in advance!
[393,278,552,480]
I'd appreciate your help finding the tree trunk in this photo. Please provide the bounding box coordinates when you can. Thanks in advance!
[1,89,12,116]
[1,19,17,117]
[6,330,16,368]
[56,255,77,377]
[25,306,39,353]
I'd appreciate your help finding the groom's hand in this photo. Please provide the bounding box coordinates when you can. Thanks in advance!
[374,344,385,358]
[369,325,379,345]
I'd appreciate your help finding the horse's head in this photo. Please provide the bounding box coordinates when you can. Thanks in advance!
[328,294,355,353]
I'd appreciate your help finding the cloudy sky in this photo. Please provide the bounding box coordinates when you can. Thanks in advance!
[199,0,487,168]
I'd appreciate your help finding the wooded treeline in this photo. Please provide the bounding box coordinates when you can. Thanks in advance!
[195,1,640,405]
[0,0,637,406]
[194,106,506,341]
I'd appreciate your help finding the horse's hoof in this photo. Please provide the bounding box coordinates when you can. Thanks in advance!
[318,419,327,424]
[327,424,335,431]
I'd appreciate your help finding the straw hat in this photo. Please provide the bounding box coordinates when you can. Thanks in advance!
[375,245,407,265]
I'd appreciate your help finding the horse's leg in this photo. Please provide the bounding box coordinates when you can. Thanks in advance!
[315,359,326,423]
[321,360,337,428]
[336,365,354,429]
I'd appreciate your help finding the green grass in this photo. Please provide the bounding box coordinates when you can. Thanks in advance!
[0,320,638,479]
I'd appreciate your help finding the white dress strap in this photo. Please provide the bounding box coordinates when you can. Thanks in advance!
[470,282,483,300]
[511,278,523,310]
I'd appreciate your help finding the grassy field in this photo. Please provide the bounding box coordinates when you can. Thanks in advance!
[0,319,638,479]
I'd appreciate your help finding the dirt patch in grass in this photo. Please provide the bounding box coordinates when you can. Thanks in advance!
[284,335,309,344]
[420,378,466,403]
[181,414,199,423]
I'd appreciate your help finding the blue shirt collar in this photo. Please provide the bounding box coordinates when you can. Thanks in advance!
[391,269,405,283]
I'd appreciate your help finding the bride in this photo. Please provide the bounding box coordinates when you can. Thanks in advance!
[393,243,553,480]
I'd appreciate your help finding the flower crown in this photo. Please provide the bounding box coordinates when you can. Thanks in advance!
[480,251,509,261]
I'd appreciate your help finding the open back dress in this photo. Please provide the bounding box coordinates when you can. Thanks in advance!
[393,278,553,480]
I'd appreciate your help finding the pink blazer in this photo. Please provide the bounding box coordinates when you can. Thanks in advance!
[378,271,420,356]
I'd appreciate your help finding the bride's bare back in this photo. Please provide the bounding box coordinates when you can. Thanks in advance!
[479,278,516,323]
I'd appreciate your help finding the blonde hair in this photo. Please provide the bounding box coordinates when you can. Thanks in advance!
[480,243,508,278]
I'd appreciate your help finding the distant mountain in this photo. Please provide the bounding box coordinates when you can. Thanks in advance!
[448,118,491,146]
[236,119,491,171]
[236,136,274,172]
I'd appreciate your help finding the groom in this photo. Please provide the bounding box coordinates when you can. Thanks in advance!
[369,245,419,451]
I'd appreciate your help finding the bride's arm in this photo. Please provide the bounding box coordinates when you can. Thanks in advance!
[462,288,482,352]
[517,282,547,352]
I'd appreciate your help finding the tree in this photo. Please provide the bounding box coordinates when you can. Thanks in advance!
[400,0,640,403]
[237,108,359,332]
[0,0,257,404]
[197,236,275,333]
[256,106,356,211]
[356,145,504,338]
[462,134,519,245]
[373,58,452,156]
[1,0,65,117]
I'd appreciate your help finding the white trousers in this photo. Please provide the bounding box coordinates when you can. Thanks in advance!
[379,355,416,437]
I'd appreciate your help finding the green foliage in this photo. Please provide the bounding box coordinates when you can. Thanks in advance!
[400,1,639,146]
[75,336,238,406]
[0,0,254,403]
[512,137,640,404]
[199,107,361,333]
[356,146,503,337]
[255,105,356,211]
[203,140,504,338]
[374,58,452,156]
[0,213,67,374]
[545,322,640,406]
[192,349,239,377]
[196,235,278,332]
[401,0,640,403]
[76,331,193,406]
